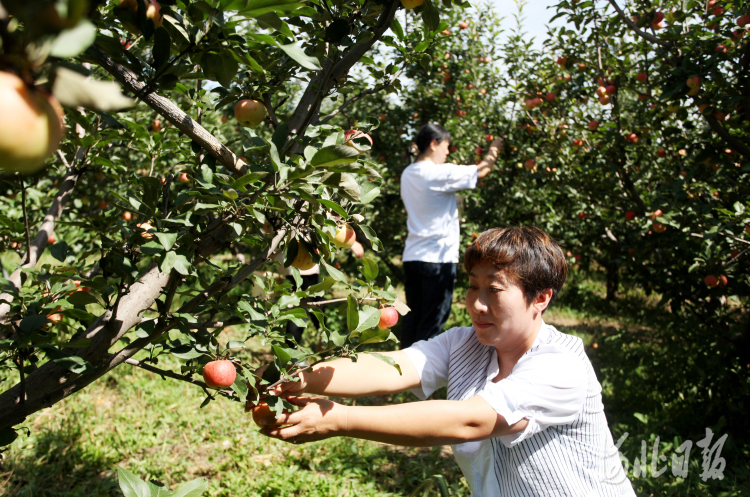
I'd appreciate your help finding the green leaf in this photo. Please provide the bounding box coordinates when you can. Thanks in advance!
[272,344,292,367]
[49,21,97,58]
[278,43,322,70]
[311,145,359,169]
[161,251,191,276]
[421,0,441,31]
[49,241,70,262]
[391,18,405,40]
[359,183,380,204]
[238,300,266,321]
[230,380,248,403]
[155,232,178,251]
[238,0,305,18]
[360,257,378,282]
[306,277,335,295]
[318,199,348,218]
[355,306,380,332]
[20,314,47,333]
[323,262,348,284]
[52,68,135,112]
[117,466,152,497]
[66,291,100,306]
[152,27,172,70]
[171,478,209,497]
[346,295,359,332]
[368,352,402,375]
[357,326,391,345]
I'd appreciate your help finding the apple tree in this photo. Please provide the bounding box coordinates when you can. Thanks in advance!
[0,0,469,448]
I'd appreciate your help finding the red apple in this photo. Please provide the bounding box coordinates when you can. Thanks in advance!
[625,211,636,220]
[712,6,724,16]
[636,72,648,83]
[179,172,189,182]
[738,14,750,27]
[546,92,556,102]
[440,29,451,36]
[98,200,108,209]
[556,56,567,66]
[48,235,56,244]
[588,120,600,131]
[605,85,617,95]
[657,149,666,157]
[704,275,719,288]
[458,21,468,29]
[578,212,586,219]
[686,76,701,89]
[350,241,364,259]
[524,159,536,169]
[122,211,132,221]
[203,360,236,388]
[650,209,663,220]
[377,307,399,329]
[652,222,667,233]
[152,119,161,132]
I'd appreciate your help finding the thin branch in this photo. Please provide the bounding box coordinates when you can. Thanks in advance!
[320,66,405,124]
[701,113,750,158]
[124,358,234,397]
[605,0,672,47]
[87,45,248,177]
[263,92,280,128]
[304,297,379,306]
[20,177,31,263]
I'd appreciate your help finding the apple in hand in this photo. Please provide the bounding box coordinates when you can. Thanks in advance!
[234,99,267,127]
[203,359,237,388]
[0,71,64,174]
[377,307,399,329]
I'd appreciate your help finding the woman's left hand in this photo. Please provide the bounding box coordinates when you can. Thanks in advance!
[256,396,347,444]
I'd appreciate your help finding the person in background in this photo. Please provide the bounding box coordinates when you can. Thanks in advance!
[399,123,503,348]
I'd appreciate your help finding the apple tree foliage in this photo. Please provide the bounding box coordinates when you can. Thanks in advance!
[350,0,750,491]
[0,0,471,448]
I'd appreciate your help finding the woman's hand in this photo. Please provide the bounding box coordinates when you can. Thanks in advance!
[257,396,347,444]
[244,364,308,412]
[488,137,504,153]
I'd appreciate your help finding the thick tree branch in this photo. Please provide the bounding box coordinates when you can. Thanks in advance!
[87,45,248,177]
[605,0,671,48]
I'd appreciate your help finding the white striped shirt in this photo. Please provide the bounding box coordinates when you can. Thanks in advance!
[403,323,636,497]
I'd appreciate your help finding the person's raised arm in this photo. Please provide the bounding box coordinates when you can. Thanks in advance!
[267,350,421,399]
[476,138,503,179]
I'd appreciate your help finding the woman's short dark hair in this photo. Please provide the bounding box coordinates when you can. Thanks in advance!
[415,123,451,153]
[464,226,568,310]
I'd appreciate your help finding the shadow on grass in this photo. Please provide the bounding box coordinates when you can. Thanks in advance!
[1,424,120,497]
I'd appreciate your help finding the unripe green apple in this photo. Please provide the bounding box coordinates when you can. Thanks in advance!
[0,71,64,174]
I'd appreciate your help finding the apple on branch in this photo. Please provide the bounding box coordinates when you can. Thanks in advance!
[234,99,267,127]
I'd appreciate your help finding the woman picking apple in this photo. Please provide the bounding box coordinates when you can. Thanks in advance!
[249,227,635,496]
[399,123,503,348]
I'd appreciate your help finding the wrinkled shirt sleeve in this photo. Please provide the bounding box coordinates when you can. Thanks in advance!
[476,344,588,447]
[402,328,463,399]
[428,164,478,193]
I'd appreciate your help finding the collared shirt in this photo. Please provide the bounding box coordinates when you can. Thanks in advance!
[403,323,636,497]
[400,160,478,263]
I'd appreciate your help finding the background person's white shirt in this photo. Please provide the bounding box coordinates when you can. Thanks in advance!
[400,160,478,263]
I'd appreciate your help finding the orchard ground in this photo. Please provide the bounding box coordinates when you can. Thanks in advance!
[3,269,746,497]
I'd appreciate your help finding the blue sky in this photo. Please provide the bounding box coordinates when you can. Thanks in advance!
[488,0,569,48]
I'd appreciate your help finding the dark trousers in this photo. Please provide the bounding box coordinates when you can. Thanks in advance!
[285,274,321,346]
[400,261,457,348]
